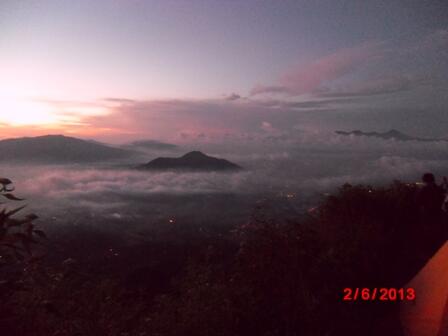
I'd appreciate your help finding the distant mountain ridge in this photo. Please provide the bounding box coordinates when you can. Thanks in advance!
[335,129,448,142]
[140,151,241,171]
[0,135,134,163]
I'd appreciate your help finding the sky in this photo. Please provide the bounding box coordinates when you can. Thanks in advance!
[1,0,447,143]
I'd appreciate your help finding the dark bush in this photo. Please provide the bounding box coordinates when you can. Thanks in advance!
[0,178,46,334]
[147,181,443,336]
[0,178,44,289]
[4,180,443,336]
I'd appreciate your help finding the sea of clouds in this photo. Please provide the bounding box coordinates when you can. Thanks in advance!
[1,134,447,231]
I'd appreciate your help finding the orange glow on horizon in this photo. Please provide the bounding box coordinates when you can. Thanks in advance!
[0,122,133,141]
[0,82,117,139]
[0,82,60,127]
[0,98,59,126]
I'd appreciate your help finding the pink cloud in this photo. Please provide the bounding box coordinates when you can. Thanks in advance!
[317,75,415,98]
[82,99,266,143]
[250,85,290,96]
[224,93,242,101]
[251,41,385,96]
[411,29,448,52]
[1,97,315,144]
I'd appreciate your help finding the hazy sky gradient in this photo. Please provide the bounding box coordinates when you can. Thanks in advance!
[1,0,447,141]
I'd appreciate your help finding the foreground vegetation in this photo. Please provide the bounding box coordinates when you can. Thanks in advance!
[1,180,445,335]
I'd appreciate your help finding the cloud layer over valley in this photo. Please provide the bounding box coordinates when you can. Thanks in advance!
[1,131,446,234]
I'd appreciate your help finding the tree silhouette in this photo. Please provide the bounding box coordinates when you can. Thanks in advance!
[0,178,45,291]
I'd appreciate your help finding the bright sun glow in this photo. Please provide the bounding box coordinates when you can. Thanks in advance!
[0,83,60,126]
[0,83,111,130]
[0,98,59,126]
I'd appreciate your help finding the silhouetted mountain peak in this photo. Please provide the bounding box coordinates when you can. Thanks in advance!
[386,129,400,134]
[0,135,134,163]
[335,129,447,142]
[140,151,241,171]
[181,151,207,159]
[40,134,65,139]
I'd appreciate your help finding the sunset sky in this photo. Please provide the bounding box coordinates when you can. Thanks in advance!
[1,0,447,143]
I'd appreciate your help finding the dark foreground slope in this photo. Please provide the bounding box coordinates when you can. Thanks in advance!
[0,135,133,163]
[1,181,445,336]
[140,151,242,171]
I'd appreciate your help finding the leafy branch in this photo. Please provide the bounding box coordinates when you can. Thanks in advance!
[0,178,45,266]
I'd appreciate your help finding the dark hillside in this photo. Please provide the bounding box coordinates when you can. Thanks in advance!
[0,135,133,163]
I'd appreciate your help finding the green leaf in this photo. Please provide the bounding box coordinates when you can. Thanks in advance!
[2,194,24,201]
[5,219,23,227]
[5,214,38,227]
[5,205,27,218]
[0,178,12,185]
[4,185,15,192]
[26,214,39,221]
[33,230,47,239]
[25,223,34,235]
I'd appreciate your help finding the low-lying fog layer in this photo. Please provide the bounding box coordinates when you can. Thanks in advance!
[2,134,447,235]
